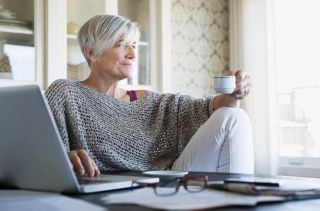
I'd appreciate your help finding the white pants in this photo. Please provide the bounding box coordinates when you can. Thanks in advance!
[172,107,254,174]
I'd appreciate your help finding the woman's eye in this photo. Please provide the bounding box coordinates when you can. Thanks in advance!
[116,43,136,49]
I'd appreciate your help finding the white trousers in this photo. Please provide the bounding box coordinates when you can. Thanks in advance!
[172,107,254,174]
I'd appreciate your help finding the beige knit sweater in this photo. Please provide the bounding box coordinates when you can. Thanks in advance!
[45,79,214,171]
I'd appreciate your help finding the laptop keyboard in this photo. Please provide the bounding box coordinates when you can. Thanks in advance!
[77,177,112,185]
[77,179,109,185]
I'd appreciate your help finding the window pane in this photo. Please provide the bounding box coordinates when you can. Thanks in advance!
[275,0,320,157]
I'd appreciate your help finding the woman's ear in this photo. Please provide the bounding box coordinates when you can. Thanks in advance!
[84,47,97,63]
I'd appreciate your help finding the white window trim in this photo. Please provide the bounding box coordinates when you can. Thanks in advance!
[45,0,67,88]
[149,0,171,92]
[279,157,320,177]
[229,0,278,175]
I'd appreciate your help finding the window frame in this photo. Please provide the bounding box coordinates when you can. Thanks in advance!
[230,0,320,178]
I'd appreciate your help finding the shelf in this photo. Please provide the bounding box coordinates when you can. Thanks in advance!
[0,25,33,35]
[67,34,77,40]
[278,120,307,128]
[138,41,149,46]
[120,84,153,91]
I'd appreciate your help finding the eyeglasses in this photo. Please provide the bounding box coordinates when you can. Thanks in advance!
[132,175,208,196]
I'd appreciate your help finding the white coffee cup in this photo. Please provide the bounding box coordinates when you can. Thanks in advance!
[213,76,236,94]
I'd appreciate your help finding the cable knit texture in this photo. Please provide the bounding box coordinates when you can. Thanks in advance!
[45,79,214,171]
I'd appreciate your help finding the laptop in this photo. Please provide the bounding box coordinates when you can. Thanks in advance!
[0,85,159,193]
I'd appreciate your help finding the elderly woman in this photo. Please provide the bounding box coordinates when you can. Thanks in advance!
[45,14,253,177]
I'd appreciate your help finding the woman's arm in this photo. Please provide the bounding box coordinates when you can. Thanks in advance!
[213,70,251,110]
[213,94,240,109]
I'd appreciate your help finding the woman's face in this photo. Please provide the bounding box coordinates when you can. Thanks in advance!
[92,36,137,80]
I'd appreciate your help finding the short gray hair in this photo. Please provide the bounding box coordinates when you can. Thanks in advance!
[77,14,140,66]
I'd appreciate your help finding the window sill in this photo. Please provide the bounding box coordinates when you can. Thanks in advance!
[279,156,320,178]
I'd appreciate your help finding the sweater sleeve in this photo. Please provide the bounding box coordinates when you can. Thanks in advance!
[45,80,71,152]
[176,94,215,154]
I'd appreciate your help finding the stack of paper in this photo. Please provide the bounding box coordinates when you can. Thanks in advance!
[102,187,284,210]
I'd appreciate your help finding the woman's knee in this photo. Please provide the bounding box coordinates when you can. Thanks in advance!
[211,107,253,149]
[209,107,251,131]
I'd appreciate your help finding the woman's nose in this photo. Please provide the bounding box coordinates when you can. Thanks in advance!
[126,46,136,59]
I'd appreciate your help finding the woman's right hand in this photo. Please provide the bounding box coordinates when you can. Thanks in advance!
[69,149,100,177]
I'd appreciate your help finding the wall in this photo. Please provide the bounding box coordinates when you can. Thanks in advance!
[171,0,229,97]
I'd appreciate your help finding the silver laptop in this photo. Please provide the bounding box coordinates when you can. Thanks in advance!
[0,85,159,193]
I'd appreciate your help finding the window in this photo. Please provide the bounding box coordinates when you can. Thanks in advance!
[230,0,320,176]
[274,0,320,176]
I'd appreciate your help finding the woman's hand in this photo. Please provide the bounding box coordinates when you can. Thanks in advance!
[69,149,100,177]
[213,70,251,110]
[226,70,251,100]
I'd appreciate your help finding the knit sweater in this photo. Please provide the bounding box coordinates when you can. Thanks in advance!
[45,79,215,171]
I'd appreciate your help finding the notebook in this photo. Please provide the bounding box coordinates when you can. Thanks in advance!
[0,85,159,193]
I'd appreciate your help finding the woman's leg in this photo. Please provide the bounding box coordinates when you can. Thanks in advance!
[171,107,254,174]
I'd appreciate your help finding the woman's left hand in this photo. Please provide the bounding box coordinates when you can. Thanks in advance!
[225,70,251,100]
[213,70,251,110]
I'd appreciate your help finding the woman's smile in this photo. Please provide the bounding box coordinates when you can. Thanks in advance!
[120,61,134,69]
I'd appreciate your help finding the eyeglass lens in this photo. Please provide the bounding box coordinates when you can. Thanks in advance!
[185,178,207,192]
[154,180,179,196]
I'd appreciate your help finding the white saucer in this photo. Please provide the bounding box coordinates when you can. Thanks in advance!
[143,170,188,177]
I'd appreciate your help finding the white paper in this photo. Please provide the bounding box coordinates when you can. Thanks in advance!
[0,190,106,211]
[239,175,320,190]
[102,187,284,210]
